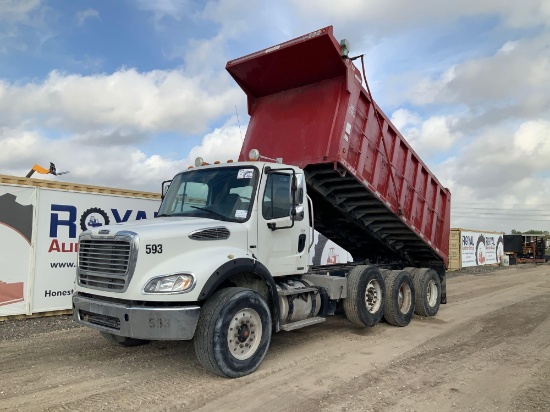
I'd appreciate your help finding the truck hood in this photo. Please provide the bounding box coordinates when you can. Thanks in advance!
[85,216,243,240]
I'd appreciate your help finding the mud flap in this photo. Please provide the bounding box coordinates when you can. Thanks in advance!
[440,274,447,304]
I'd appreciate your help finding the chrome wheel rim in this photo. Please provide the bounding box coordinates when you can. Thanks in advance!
[398,283,412,314]
[365,279,382,314]
[426,279,438,307]
[227,308,262,360]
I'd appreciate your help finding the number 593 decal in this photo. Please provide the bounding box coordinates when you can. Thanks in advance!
[145,244,163,254]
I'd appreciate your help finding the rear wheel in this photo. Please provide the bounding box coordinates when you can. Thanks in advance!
[343,265,385,327]
[100,332,150,347]
[382,270,415,327]
[194,287,272,378]
[411,268,441,317]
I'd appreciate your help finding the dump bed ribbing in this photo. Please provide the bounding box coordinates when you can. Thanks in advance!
[228,26,451,268]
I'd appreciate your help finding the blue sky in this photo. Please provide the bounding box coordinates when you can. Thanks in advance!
[1,0,550,233]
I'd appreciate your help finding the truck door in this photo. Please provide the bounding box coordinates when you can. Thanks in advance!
[256,169,309,276]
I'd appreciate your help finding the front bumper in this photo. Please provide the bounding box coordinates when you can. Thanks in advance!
[73,294,201,340]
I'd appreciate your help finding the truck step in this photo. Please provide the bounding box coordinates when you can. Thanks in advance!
[280,316,326,331]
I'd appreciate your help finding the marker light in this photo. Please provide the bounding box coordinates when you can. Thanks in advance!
[249,149,260,161]
[195,157,204,167]
[340,39,350,58]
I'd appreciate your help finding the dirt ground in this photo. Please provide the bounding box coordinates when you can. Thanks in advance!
[1,264,549,412]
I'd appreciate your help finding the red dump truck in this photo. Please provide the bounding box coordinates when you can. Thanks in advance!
[73,26,451,378]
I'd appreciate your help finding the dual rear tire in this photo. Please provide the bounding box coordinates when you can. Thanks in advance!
[343,266,441,328]
[380,270,415,327]
[409,268,441,317]
[343,265,385,327]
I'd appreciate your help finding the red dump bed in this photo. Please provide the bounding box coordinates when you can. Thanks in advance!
[228,27,451,268]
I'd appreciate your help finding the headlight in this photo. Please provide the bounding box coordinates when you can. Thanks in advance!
[143,273,196,293]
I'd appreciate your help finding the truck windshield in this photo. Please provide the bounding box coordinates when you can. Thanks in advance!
[158,166,259,222]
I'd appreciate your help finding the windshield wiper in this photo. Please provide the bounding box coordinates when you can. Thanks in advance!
[156,213,171,217]
[190,206,228,220]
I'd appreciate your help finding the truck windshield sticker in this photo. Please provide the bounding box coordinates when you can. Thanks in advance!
[237,169,254,179]
[235,210,247,219]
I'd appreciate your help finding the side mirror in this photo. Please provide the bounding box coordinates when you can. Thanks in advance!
[161,180,172,200]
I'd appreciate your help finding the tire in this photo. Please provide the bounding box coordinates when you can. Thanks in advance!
[343,265,385,327]
[194,287,272,378]
[100,332,150,347]
[382,270,415,327]
[410,268,441,317]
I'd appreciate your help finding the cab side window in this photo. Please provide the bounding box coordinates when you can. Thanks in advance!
[262,173,291,219]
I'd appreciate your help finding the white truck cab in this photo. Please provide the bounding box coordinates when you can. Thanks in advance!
[73,155,329,377]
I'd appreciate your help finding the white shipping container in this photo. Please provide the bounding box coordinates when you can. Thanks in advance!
[448,228,505,271]
[0,175,160,317]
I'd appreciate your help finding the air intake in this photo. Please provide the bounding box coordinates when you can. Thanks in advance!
[189,227,230,241]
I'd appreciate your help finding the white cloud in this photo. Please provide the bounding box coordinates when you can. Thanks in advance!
[397,34,550,113]
[391,109,460,158]
[430,119,550,232]
[497,40,518,54]
[135,0,193,26]
[0,0,41,23]
[0,68,241,134]
[0,124,244,192]
[390,108,420,130]
[288,0,550,32]
[0,0,48,53]
[184,125,244,165]
[513,120,550,161]
[0,119,247,191]
[76,9,99,26]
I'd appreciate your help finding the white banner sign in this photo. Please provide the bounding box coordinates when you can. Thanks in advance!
[461,231,504,268]
[0,186,36,316]
[310,231,353,265]
[32,189,160,313]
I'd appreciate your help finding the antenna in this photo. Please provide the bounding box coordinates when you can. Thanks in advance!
[235,105,244,143]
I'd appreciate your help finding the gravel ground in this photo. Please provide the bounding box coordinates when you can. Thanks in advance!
[0,314,79,342]
[0,263,549,412]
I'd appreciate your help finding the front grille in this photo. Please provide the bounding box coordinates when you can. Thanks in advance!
[189,227,230,240]
[79,309,120,330]
[78,236,135,292]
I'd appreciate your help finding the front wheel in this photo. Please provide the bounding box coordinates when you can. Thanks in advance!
[194,287,272,378]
